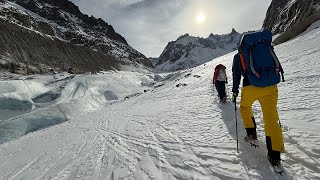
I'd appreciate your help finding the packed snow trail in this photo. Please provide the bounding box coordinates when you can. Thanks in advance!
[1,28,320,179]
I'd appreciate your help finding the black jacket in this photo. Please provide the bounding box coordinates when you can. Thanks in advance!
[232,53,251,94]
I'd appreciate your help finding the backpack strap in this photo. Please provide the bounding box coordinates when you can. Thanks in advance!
[239,53,247,71]
[269,47,285,82]
[248,40,270,78]
[249,49,261,78]
[269,47,280,73]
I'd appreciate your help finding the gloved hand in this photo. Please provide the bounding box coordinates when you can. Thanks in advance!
[231,92,238,102]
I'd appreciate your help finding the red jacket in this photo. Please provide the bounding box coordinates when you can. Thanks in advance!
[213,64,227,82]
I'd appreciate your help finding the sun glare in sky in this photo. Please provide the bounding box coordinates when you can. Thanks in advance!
[195,12,206,24]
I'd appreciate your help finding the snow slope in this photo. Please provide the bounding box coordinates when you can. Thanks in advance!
[0,28,320,179]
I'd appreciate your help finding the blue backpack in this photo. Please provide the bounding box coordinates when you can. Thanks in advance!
[238,30,284,87]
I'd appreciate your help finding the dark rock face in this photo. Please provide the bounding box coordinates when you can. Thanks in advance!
[12,0,127,44]
[263,0,320,35]
[0,0,151,74]
[272,11,320,45]
[0,19,120,74]
[155,29,241,71]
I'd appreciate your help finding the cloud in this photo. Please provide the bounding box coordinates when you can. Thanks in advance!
[70,0,271,57]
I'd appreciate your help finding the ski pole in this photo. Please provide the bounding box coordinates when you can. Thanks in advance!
[234,100,239,153]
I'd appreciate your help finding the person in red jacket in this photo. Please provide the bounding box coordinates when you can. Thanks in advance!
[213,64,228,103]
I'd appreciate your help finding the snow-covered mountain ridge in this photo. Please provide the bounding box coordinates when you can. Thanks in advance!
[0,0,151,74]
[154,29,241,71]
[263,0,320,44]
[263,0,320,34]
[0,22,319,179]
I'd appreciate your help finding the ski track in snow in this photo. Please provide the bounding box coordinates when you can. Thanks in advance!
[1,29,320,179]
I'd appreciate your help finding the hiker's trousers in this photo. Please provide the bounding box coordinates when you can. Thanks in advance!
[240,85,285,153]
[214,80,226,101]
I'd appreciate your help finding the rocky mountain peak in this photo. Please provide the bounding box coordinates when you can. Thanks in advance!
[263,0,320,35]
[177,33,190,40]
[262,0,320,44]
[231,28,237,34]
[155,30,242,71]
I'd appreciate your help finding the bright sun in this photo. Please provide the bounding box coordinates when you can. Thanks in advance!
[195,13,206,24]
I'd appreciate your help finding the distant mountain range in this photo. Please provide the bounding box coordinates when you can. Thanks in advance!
[0,0,152,74]
[153,29,241,71]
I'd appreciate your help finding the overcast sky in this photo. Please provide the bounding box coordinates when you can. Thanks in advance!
[70,0,272,57]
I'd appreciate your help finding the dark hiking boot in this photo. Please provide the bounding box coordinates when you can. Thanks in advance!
[244,135,257,141]
[244,128,258,147]
[245,128,257,139]
[268,150,281,166]
[222,97,227,103]
[244,135,259,148]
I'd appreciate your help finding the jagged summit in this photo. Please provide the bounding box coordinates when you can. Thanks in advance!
[177,33,190,40]
[231,28,237,34]
[209,28,238,38]
[155,30,242,71]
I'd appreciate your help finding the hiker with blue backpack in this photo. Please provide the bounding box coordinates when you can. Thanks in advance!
[231,30,285,169]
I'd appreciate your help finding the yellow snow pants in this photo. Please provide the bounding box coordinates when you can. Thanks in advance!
[240,85,285,153]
